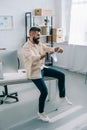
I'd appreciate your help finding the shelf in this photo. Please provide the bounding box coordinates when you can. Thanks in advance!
[25,11,53,65]
[40,34,51,37]
[33,15,52,17]
[35,25,52,27]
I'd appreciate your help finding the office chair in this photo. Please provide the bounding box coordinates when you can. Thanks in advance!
[0,50,20,104]
[85,72,87,84]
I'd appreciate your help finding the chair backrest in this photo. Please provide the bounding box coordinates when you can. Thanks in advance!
[0,62,3,79]
[0,50,18,73]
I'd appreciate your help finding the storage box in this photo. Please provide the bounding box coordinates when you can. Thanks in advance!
[35,9,52,16]
[47,35,64,43]
[43,9,52,16]
[52,28,63,35]
[52,35,64,43]
[46,36,52,43]
[41,26,50,35]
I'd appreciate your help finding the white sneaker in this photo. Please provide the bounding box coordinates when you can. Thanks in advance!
[56,96,72,107]
[65,97,72,105]
[37,112,50,122]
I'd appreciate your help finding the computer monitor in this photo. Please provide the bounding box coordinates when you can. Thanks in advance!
[0,50,18,73]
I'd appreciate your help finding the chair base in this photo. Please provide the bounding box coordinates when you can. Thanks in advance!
[0,85,19,104]
[85,72,87,84]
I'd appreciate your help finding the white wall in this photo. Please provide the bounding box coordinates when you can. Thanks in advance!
[53,43,87,74]
[1,1,86,73]
[0,0,57,50]
[55,0,62,28]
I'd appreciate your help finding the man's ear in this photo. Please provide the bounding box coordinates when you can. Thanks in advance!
[30,31,34,36]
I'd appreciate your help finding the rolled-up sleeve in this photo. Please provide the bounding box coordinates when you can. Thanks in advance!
[41,43,54,53]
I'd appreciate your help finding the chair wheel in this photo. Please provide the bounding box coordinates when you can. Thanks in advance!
[16,98,19,102]
[15,93,18,96]
[0,100,3,104]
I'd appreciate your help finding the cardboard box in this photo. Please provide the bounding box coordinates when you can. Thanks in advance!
[41,26,50,35]
[43,9,52,16]
[35,9,43,16]
[52,28,63,35]
[52,35,64,43]
[47,35,64,43]
[35,9,52,16]
[46,36,52,43]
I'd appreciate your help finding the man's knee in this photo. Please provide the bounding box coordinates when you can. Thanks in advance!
[59,72,65,80]
[41,89,48,98]
[62,73,65,79]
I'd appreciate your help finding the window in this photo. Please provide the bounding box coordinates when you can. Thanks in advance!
[69,0,87,45]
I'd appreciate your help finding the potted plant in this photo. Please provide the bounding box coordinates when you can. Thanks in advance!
[44,17,49,26]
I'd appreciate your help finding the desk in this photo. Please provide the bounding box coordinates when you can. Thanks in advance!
[0,71,30,86]
[0,70,57,104]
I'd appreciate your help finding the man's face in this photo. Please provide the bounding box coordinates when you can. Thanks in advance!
[33,31,40,44]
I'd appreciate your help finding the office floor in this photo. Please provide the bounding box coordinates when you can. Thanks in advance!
[0,68,87,130]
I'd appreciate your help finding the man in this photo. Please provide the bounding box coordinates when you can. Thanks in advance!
[22,27,72,122]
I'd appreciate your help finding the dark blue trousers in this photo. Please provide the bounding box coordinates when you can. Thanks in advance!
[32,67,65,113]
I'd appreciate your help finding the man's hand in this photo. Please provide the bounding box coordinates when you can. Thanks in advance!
[55,47,63,53]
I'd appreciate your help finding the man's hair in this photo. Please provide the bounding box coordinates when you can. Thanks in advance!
[29,27,41,33]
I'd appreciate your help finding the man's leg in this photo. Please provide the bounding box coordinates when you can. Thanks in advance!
[32,74,51,122]
[44,67,72,105]
[32,77,48,113]
[44,67,65,97]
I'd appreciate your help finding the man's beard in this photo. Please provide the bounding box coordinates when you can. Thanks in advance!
[33,37,39,44]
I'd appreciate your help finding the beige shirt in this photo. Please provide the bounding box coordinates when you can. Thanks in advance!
[22,40,54,79]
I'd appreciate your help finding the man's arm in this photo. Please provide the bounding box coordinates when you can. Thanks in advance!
[40,53,47,60]
[40,47,63,60]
